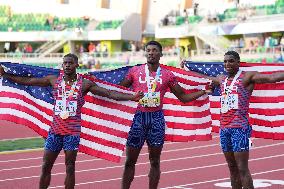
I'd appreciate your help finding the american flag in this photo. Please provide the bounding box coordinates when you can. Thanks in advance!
[185,61,284,140]
[0,62,211,162]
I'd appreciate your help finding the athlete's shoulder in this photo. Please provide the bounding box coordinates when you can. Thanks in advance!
[243,71,258,80]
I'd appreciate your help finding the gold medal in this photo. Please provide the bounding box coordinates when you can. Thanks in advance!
[60,111,69,119]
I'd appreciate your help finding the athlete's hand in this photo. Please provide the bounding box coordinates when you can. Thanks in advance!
[132,91,144,101]
[180,59,186,68]
[0,65,4,77]
[204,81,214,94]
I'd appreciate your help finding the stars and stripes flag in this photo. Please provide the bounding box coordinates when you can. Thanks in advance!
[0,62,211,163]
[185,61,284,140]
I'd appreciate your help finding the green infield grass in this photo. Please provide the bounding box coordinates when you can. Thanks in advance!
[0,137,44,152]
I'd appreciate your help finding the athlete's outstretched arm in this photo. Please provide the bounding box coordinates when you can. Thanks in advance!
[170,83,211,103]
[85,80,143,101]
[0,65,55,87]
[250,71,284,84]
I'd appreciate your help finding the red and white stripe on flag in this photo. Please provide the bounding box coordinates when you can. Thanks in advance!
[161,65,212,142]
[210,62,284,140]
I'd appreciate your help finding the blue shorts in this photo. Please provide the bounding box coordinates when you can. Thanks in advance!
[126,110,165,148]
[220,125,252,152]
[44,131,80,152]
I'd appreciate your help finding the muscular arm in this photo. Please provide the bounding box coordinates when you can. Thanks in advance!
[170,84,209,103]
[84,80,141,101]
[250,71,284,84]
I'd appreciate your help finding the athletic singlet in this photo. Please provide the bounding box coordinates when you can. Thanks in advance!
[50,73,85,135]
[220,73,251,128]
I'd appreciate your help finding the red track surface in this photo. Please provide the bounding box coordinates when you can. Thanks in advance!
[0,133,284,189]
[0,121,38,140]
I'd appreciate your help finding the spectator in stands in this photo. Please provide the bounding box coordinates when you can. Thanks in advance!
[180,46,185,57]
[88,42,95,53]
[248,40,256,53]
[96,43,101,57]
[79,44,85,53]
[24,43,33,53]
[239,38,244,48]
[187,44,191,58]
[265,37,271,53]
[95,60,101,69]
[162,15,169,26]
[194,3,199,16]
[102,44,108,57]
[44,18,50,27]
[181,9,189,24]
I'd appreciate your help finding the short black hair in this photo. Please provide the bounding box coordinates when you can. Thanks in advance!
[145,40,163,52]
[224,51,240,61]
[63,53,78,63]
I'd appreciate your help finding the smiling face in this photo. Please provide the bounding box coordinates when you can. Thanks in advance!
[62,56,78,76]
[224,54,240,76]
[145,44,162,65]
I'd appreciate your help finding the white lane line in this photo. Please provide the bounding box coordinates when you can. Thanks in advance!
[0,142,283,182]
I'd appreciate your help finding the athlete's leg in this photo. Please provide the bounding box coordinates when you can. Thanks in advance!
[40,132,62,189]
[146,110,165,189]
[232,126,254,189]
[234,151,254,189]
[63,134,80,189]
[148,146,163,189]
[224,152,242,189]
[121,146,142,189]
[220,128,242,189]
[39,150,60,189]
[121,111,146,189]
[64,150,78,189]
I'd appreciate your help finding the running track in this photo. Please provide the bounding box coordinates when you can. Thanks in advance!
[1,134,284,189]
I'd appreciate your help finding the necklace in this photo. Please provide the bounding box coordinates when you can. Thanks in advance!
[63,75,77,85]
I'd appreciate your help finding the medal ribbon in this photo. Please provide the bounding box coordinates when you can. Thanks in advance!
[223,70,242,96]
[61,74,78,114]
[145,64,161,93]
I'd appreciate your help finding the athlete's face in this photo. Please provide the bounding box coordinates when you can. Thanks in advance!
[145,45,162,64]
[62,57,78,75]
[224,55,240,76]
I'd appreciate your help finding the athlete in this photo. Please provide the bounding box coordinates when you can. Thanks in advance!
[181,50,284,189]
[0,53,143,189]
[119,41,212,189]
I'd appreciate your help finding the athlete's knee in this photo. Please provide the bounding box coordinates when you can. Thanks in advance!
[237,164,249,176]
[41,161,53,174]
[227,160,238,169]
[65,161,76,174]
[149,157,160,169]
[124,158,136,168]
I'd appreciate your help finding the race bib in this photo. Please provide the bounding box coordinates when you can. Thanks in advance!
[139,92,160,107]
[221,94,238,113]
[55,100,78,117]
